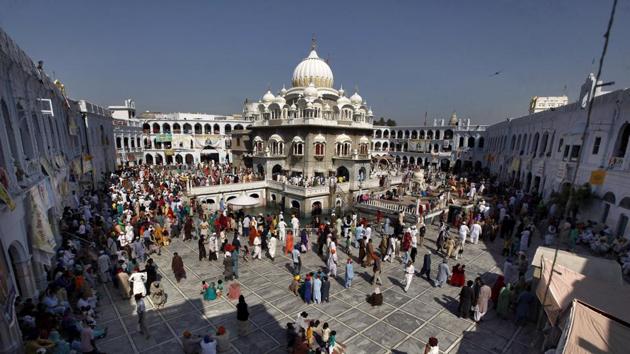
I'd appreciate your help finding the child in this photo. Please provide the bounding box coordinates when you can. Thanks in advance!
[200,280,209,295]
[306,321,315,347]
[216,279,224,297]
[345,259,354,288]
[289,275,300,296]
[327,330,336,354]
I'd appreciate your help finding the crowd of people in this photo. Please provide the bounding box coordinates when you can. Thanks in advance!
[14,156,630,354]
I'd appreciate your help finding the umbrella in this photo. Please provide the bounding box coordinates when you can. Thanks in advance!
[227,192,260,208]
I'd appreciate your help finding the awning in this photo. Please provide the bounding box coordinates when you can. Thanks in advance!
[227,192,260,207]
[536,257,630,325]
[558,300,630,354]
[292,136,304,143]
[269,134,284,142]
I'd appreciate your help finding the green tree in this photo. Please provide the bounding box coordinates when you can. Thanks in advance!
[386,118,397,126]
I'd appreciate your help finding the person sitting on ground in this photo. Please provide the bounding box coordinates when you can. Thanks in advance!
[367,286,383,306]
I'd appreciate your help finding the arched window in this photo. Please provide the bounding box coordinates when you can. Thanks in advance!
[459,136,465,147]
[613,123,630,158]
[292,137,304,156]
[478,137,485,148]
[225,124,232,134]
[539,133,548,157]
[183,123,192,134]
[173,123,181,134]
[419,130,425,139]
[359,143,369,155]
[435,130,441,139]
[116,137,122,149]
[204,123,212,134]
[375,130,382,139]
[531,133,540,156]
[314,143,325,156]
[162,123,171,133]
[17,104,35,160]
[467,136,475,148]
[152,123,160,134]
[213,124,220,134]
[511,135,516,151]
[194,123,202,135]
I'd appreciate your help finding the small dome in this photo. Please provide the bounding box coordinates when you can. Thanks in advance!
[292,49,334,88]
[323,103,331,111]
[449,112,458,126]
[262,90,275,104]
[337,94,350,106]
[350,91,363,105]
[290,103,297,111]
[304,82,318,100]
[280,85,287,96]
[306,102,314,109]
[274,95,286,105]
[338,85,345,96]
[367,108,373,116]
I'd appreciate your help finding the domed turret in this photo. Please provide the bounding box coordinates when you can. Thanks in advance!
[304,82,318,100]
[350,91,363,105]
[262,90,275,104]
[337,93,350,106]
[279,85,287,96]
[292,49,334,88]
[449,111,458,126]
[274,95,286,105]
[290,103,297,111]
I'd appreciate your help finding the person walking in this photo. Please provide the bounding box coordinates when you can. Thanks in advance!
[236,295,249,336]
[458,280,474,319]
[419,252,432,282]
[171,252,186,283]
[135,294,150,338]
[474,280,492,322]
[371,255,382,286]
[292,245,301,276]
[344,258,354,288]
[403,261,415,293]
[435,258,451,287]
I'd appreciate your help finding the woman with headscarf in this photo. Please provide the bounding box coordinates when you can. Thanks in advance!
[491,275,505,305]
[204,282,217,301]
[496,283,512,319]
[223,252,234,281]
[236,295,249,336]
[303,274,313,304]
[227,280,241,301]
[300,228,309,252]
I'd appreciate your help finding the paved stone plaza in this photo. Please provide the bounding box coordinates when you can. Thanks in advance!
[94,224,536,354]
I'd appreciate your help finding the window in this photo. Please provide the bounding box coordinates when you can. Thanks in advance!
[359,143,369,155]
[592,137,601,155]
[563,145,570,160]
[558,138,564,153]
[292,142,304,156]
[335,142,351,156]
[570,145,581,161]
[236,137,241,146]
[314,143,325,156]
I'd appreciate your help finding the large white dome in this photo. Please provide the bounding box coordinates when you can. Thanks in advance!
[292,49,334,88]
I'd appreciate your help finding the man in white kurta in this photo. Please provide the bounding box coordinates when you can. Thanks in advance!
[470,221,482,244]
[459,224,470,246]
[278,219,287,242]
[268,234,277,260]
[128,271,147,296]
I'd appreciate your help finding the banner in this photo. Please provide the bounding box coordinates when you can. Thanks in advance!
[27,185,56,266]
[0,182,15,211]
[0,239,16,321]
[164,149,174,156]
[589,169,606,186]
[155,133,173,142]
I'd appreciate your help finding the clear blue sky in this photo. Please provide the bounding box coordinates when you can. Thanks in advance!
[1,0,628,125]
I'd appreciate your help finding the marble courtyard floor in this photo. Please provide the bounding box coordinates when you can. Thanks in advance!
[93,224,537,354]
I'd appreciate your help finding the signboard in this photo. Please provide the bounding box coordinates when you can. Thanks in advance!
[164,149,174,156]
[408,139,429,153]
[113,119,128,126]
[589,169,606,185]
[155,133,173,142]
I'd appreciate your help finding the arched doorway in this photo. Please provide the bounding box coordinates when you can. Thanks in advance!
[454,159,462,173]
[336,166,350,182]
[312,201,322,216]
[291,200,300,215]
[257,164,265,177]
[185,154,194,165]
[145,154,154,165]
[272,164,283,179]
[155,154,164,165]
[175,154,183,164]
[358,167,366,181]
[440,159,450,172]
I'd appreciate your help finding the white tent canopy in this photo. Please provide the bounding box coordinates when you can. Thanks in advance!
[227,192,260,208]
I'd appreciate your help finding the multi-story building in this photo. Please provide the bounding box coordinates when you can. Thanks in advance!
[0,28,115,353]
[139,112,250,165]
[371,113,486,172]
[109,99,144,166]
[233,44,375,215]
[482,74,630,238]
[78,100,117,185]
